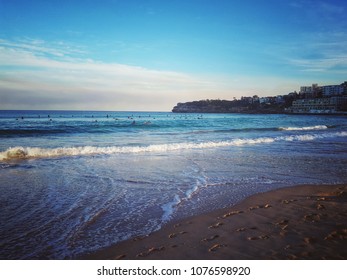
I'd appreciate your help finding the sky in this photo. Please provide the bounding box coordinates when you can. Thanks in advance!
[0,0,347,111]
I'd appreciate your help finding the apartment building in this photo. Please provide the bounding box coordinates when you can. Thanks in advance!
[322,85,344,97]
[290,96,347,113]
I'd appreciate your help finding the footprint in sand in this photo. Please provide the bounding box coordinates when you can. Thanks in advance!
[324,229,347,240]
[114,254,126,260]
[281,199,297,204]
[208,244,226,252]
[281,224,288,230]
[136,246,165,258]
[208,222,224,229]
[316,204,326,210]
[336,190,345,197]
[275,219,289,227]
[201,235,219,242]
[221,210,244,218]
[247,236,259,241]
[168,231,187,238]
[148,246,164,253]
[168,233,177,238]
[275,220,289,234]
[249,204,271,210]
[136,252,147,258]
[259,235,270,240]
[303,213,321,222]
[247,235,269,241]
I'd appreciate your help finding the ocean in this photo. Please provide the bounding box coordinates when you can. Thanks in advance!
[0,110,346,259]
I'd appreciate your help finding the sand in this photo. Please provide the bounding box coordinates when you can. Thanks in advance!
[82,184,347,260]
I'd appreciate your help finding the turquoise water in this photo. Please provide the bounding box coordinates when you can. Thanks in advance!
[0,110,346,259]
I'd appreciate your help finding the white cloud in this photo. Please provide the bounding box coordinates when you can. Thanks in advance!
[0,38,315,110]
[0,38,86,59]
[266,29,347,76]
[288,55,347,73]
[0,39,235,110]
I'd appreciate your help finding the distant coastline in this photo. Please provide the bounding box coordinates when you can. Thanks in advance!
[171,99,347,115]
[172,99,287,114]
[172,81,347,115]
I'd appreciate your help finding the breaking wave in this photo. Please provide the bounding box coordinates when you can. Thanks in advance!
[279,125,329,131]
[1,131,346,161]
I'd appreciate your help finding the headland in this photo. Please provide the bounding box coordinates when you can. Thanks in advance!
[172,81,347,114]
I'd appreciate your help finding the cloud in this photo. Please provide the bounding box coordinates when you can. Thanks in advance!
[0,38,328,111]
[0,38,87,59]
[288,56,347,73]
[0,38,227,110]
[266,28,347,76]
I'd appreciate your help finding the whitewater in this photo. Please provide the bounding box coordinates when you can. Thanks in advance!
[1,131,347,161]
[0,111,346,259]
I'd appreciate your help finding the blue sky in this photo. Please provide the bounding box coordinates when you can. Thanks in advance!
[1,0,347,110]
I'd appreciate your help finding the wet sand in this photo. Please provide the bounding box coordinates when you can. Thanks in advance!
[82,184,347,260]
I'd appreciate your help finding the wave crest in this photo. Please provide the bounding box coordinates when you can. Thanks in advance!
[279,125,329,131]
[1,132,346,161]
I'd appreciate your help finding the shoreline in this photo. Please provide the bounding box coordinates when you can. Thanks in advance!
[81,184,347,260]
[172,111,347,116]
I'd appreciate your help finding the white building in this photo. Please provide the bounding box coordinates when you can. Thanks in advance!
[290,96,347,113]
[322,85,344,97]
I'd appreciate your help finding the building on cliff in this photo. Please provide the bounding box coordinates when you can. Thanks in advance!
[288,96,347,114]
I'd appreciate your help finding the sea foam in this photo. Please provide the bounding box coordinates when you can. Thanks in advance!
[1,131,346,161]
[279,125,329,131]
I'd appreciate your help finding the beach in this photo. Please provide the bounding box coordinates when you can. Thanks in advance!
[83,184,347,260]
[1,111,346,259]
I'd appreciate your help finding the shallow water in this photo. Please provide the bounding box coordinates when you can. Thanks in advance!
[0,111,346,259]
